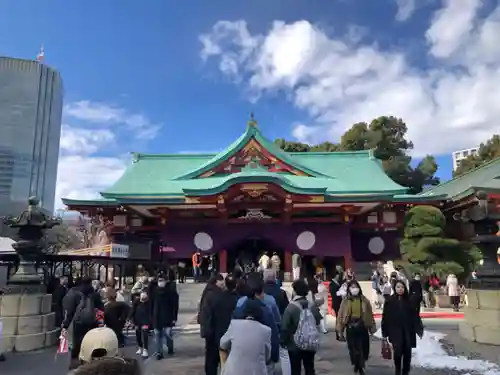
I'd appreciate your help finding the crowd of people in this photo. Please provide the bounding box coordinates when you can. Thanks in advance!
[50,271,179,372]
[371,268,464,312]
[195,262,426,375]
[46,260,430,375]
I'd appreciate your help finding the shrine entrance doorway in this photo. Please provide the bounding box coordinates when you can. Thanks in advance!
[227,236,284,276]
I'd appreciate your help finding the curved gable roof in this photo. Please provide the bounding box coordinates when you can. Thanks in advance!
[173,124,328,180]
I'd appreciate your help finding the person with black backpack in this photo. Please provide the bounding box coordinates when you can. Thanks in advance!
[62,277,105,369]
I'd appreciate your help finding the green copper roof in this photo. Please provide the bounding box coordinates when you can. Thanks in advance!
[61,197,118,206]
[174,125,326,179]
[418,157,500,201]
[63,123,430,205]
[97,124,409,200]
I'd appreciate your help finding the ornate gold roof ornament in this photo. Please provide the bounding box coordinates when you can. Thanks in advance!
[247,111,258,127]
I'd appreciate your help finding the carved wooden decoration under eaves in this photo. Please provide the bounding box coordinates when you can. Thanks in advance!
[199,139,310,177]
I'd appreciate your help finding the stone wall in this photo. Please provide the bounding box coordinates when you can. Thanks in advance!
[0,293,59,352]
[459,289,500,345]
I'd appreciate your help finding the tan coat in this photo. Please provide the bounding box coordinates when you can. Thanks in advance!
[336,296,376,333]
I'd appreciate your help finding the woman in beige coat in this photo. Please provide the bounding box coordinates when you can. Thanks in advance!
[336,280,376,375]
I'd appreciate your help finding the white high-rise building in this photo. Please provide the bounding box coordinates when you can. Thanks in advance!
[452,147,479,171]
[0,56,63,217]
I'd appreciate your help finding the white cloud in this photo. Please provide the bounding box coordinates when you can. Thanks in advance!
[55,155,126,209]
[64,100,161,140]
[199,0,500,157]
[60,125,115,155]
[56,100,160,210]
[426,0,481,58]
[395,0,417,22]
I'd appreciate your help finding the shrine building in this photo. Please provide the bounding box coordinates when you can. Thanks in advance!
[62,118,442,279]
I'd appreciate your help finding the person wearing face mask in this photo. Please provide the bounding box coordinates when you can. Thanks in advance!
[408,273,423,313]
[336,280,376,375]
[131,292,151,358]
[152,276,179,360]
[382,280,423,375]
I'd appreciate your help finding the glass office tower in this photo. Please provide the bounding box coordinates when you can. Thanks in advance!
[0,57,63,217]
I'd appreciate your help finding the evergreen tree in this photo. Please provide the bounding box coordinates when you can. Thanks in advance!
[399,205,482,278]
[274,116,440,194]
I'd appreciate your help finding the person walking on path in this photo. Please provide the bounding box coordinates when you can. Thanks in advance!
[62,277,105,370]
[201,275,239,375]
[336,280,376,375]
[292,253,301,280]
[131,275,149,300]
[258,251,271,272]
[52,276,69,328]
[329,272,343,340]
[233,273,280,374]
[381,275,393,303]
[281,279,322,375]
[263,269,289,316]
[103,287,130,349]
[198,274,224,323]
[177,260,187,283]
[446,274,460,311]
[271,252,281,278]
[152,275,179,360]
[409,273,423,313]
[371,271,382,309]
[381,280,423,375]
[192,250,202,282]
[219,299,272,375]
[130,291,151,358]
[199,274,225,375]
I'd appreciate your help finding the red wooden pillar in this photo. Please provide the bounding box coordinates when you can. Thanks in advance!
[284,251,292,281]
[219,250,227,274]
[344,250,353,271]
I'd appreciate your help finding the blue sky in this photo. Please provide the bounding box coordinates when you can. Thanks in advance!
[2,0,499,207]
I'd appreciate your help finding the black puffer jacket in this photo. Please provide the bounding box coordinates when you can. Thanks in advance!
[62,284,104,329]
[152,282,179,329]
[130,300,151,327]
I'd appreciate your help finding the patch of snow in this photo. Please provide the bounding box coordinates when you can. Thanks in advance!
[374,329,500,374]
[0,236,15,254]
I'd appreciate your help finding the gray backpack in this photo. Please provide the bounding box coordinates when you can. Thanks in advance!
[292,301,320,351]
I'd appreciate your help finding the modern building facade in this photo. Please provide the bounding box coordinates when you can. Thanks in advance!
[0,57,63,217]
[452,147,479,171]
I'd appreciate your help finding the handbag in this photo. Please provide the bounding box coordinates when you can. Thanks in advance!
[381,340,392,360]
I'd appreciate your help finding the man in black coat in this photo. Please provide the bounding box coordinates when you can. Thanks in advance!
[201,275,239,375]
[198,274,224,324]
[409,273,424,312]
[381,281,423,375]
[52,276,69,328]
[329,272,344,340]
[262,269,289,316]
[62,277,104,368]
[152,275,179,360]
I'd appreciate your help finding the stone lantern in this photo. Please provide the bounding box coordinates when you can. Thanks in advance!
[459,191,500,346]
[0,197,61,353]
